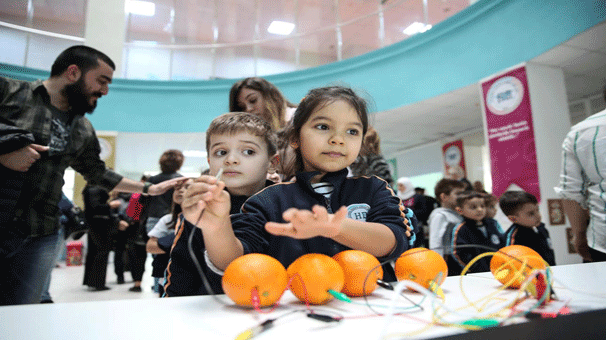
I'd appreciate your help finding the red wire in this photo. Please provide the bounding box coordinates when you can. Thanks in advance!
[251,273,313,314]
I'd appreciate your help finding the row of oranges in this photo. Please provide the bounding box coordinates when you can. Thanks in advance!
[222,245,546,307]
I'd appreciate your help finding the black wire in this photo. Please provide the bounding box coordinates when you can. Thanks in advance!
[362,260,425,316]
[186,224,226,303]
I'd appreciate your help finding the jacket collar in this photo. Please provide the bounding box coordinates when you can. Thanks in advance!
[32,80,51,103]
[295,168,349,193]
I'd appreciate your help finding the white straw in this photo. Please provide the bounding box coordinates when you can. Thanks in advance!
[215,168,224,181]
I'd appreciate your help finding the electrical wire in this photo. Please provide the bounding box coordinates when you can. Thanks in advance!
[187,224,228,303]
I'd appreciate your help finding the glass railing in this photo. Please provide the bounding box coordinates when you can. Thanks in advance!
[0,0,470,80]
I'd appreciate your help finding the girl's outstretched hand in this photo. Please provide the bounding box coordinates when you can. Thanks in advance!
[181,175,230,229]
[265,205,348,239]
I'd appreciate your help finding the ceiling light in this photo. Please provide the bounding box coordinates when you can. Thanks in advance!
[183,150,207,158]
[267,21,295,36]
[126,0,155,16]
[403,22,432,36]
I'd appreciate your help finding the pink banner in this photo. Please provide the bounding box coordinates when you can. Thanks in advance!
[442,140,466,179]
[482,66,540,202]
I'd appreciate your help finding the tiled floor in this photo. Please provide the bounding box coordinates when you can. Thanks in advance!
[48,251,159,303]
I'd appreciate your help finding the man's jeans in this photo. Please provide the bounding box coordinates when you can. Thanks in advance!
[0,228,60,305]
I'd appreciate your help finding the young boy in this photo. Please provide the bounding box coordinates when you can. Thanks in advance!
[428,179,466,257]
[499,191,556,266]
[447,191,504,274]
[484,193,505,234]
[163,112,279,297]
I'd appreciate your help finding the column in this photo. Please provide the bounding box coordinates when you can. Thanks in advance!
[525,62,575,265]
[84,0,127,76]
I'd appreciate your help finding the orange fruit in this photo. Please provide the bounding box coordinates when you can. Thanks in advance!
[490,245,546,288]
[222,253,287,307]
[395,247,448,290]
[332,250,383,297]
[287,253,344,305]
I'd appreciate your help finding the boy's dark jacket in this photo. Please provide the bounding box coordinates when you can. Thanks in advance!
[164,187,259,297]
[504,222,556,266]
[165,169,411,296]
[447,217,504,275]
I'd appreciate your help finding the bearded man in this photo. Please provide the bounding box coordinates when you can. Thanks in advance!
[0,45,183,305]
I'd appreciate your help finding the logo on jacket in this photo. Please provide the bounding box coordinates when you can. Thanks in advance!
[491,234,501,245]
[347,204,370,221]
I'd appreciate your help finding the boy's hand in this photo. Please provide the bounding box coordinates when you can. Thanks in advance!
[265,205,347,239]
[181,175,230,229]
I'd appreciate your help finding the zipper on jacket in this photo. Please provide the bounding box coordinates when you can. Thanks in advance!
[324,196,333,214]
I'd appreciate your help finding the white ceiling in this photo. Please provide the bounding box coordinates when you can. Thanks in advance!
[376,20,606,157]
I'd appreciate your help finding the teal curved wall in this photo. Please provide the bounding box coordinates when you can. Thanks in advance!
[1,0,604,132]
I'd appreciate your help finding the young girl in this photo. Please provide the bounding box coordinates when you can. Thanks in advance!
[145,178,192,295]
[182,86,412,279]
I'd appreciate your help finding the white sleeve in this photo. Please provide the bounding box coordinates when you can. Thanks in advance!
[428,212,447,256]
[554,130,589,208]
[147,214,172,238]
[204,250,225,276]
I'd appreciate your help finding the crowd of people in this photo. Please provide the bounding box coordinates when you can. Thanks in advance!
[1,45,604,306]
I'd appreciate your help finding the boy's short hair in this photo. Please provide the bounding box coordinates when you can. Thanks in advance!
[434,179,466,204]
[499,191,538,216]
[205,112,277,156]
[455,190,486,208]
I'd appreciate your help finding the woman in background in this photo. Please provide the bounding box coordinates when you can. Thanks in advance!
[229,77,297,180]
[229,77,296,130]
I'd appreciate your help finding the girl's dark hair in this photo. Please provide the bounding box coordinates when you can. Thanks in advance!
[228,77,295,130]
[168,202,182,229]
[281,86,369,175]
[159,149,184,173]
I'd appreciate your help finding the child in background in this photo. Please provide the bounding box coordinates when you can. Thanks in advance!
[164,112,279,297]
[428,179,466,256]
[483,193,505,234]
[499,191,556,266]
[181,86,412,282]
[144,178,193,295]
[447,191,504,274]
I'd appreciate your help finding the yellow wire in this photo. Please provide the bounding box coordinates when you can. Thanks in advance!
[382,252,555,339]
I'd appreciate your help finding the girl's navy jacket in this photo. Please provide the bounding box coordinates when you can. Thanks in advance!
[165,169,412,296]
[232,169,411,274]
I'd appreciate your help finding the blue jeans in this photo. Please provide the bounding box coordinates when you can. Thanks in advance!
[40,227,64,302]
[0,229,60,305]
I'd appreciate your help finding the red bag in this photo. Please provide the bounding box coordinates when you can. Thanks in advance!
[125,193,143,221]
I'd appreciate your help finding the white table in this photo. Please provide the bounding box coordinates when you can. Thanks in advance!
[466,261,606,313]
[1,262,605,340]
